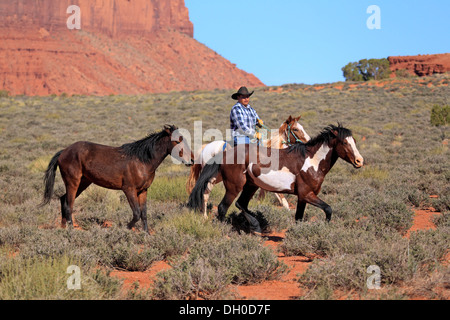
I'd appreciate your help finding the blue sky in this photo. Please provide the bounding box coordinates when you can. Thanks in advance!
[185,0,450,86]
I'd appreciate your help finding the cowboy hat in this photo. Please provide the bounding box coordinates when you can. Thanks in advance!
[231,86,254,100]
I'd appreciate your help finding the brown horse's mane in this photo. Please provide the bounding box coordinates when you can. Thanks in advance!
[119,125,176,163]
[288,123,352,157]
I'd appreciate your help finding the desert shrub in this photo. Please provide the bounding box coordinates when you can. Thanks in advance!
[149,225,196,258]
[430,104,450,126]
[157,210,229,241]
[5,226,162,272]
[430,194,450,213]
[365,198,414,235]
[149,176,191,202]
[109,243,161,272]
[434,211,450,228]
[0,255,122,299]
[408,228,450,273]
[299,237,411,298]
[151,257,234,300]
[282,220,402,258]
[282,222,334,257]
[250,204,293,232]
[149,211,232,258]
[188,235,287,284]
[297,224,449,298]
[152,235,287,299]
[395,69,414,78]
[75,211,110,230]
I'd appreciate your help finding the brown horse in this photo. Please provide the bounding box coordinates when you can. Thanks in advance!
[188,124,364,232]
[42,125,194,232]
[186,116,310,216]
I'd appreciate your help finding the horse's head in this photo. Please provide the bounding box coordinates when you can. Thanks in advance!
[281,115,311,145]
[164,125,195,166]
[330,126,364,169]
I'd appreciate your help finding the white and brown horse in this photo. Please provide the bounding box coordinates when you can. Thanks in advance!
[188,124,364,232]
[186,116,310,217]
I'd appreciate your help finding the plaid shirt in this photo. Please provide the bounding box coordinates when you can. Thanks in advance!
[230,102,260,138]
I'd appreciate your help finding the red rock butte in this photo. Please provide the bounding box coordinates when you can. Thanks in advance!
[0,0,264,96]
[389,53,450,77]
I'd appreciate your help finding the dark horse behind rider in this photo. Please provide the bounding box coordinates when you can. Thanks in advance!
[41,125,194,232]
[188,124,364,233]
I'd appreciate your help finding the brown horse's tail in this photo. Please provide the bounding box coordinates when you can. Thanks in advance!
[41,150,63,207]
[186,163,202,194]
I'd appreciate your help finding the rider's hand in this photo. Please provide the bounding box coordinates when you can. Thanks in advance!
[257,119,264,127]
[255,132,262,140]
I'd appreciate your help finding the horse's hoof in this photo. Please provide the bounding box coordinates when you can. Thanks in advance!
[251,228,263,237]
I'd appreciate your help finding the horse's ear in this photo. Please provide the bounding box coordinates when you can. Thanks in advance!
[163,124,175,134]
[286,115,293,123]
[295,115,301,121]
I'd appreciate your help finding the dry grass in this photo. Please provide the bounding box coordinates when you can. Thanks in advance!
[0,74,449,299]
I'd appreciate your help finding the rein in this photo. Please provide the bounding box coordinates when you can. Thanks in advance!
[255,122,304,146]
[255,122,271,141]
[282,123,304,146]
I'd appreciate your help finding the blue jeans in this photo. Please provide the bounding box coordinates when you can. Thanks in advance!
[233,136,260,146]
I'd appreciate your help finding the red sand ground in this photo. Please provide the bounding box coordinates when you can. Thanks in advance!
[110,206,447,300]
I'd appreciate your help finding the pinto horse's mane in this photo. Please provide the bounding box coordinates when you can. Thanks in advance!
[120,125,176,163]
[288,124,352,156]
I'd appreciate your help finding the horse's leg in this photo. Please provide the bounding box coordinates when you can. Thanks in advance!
[303,193,332,222]
[217,171,245,221]
[59,163,83,228]
[62,183,79,228]
[60,177,91,228]
[138,189,148,233]
[217,193,234,222]
[203,178,216,219]
[75,177,92,198]
[258,189,266,201]
[235,183,261,233]
[295,201,307,221]
[259,190,290,211]
[236,183,259,213]
[60,194,69,228]
[217,187,240,222]
[123,189,141,230]
[277,194,291,210]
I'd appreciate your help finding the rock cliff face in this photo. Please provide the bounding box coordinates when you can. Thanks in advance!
[389,53,450,77]
[0,0,264,95]
[1,0,193,37]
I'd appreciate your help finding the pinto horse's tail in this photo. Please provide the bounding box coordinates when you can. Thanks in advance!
[186,163,202,194]
[41,150,63,206]
[187,161,221,212]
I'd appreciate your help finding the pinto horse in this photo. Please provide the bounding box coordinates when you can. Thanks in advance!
[41,125,194,232]
[186,116,310,216]
[188,124,363,233]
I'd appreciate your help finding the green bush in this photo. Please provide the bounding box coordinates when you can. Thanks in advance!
[342,58,391,81]
[430,104,450,126]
